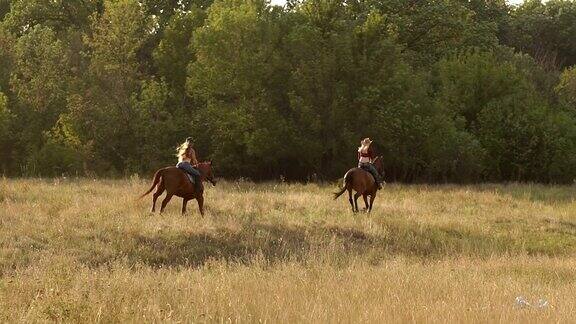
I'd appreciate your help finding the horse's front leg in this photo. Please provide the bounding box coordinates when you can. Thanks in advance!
[181,198,189,215]
[196,195,204,217]
[369,193,376,213]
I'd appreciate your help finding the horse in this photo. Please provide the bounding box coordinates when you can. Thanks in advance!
[140,161,216,216]
[333,157,384,213]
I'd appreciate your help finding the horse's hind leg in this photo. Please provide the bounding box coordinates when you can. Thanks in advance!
[151,182,165,212]
[160,193,174,214]
[354,192,361,212]
[348,189,355,213]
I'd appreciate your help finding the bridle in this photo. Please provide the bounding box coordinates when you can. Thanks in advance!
[196,162,216,186]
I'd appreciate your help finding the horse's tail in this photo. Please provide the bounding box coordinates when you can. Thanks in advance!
[333,171,352,200]
[140,169,162,199]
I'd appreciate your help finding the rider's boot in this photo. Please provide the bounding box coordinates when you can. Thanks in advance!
[194,176,202,193]
[377,174,384,190]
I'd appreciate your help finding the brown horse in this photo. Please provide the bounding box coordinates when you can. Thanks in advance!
[140,162,216,215]
[333,157,384,213]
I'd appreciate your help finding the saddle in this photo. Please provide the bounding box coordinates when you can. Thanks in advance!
[359,164,380,183]
[184,173,195,184]
[176,166,196,184]
[360,165,386,188]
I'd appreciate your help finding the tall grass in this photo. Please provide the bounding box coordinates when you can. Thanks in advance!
[1,178,575,322]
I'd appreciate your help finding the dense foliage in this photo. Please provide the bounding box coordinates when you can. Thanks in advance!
[0,0,575,182]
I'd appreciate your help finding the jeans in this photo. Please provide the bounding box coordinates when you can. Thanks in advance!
[176,161,201,190]
[358,162,382,184]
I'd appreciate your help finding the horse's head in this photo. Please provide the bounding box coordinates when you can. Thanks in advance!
[196,161,216,186]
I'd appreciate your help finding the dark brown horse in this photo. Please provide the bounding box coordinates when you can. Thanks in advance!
[333,157,384,213]
[140,162,216,215]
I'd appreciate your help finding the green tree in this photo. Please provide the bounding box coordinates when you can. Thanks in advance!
[59,0,151,174]
[435,50,534,129]
[556,67,576,109]
[366,0,499,64]
[0,92,9,137]
[0,91,13,173]
[0,0,9,21]
[10,26,69,116]
[285,0,358,177]
[2,0,103,35]
[8,26,72,174]
[0,0,575,181]
[0,25,13,93]
[0,91,12,160]
[188,0,297,178]
[436,50,576,182]
[506,0,576,68]
[141,0,212,27]
[462,0,511,42]
[153,9,206,96]
[130,79,191,173]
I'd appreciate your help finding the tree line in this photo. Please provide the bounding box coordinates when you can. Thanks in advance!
[0,0,576,182]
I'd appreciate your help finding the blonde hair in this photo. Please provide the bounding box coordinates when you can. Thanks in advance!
[176,140,191,159]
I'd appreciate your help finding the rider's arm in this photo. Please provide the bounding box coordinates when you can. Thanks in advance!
[189,147,199,165]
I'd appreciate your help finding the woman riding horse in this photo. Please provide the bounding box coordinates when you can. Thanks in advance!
[334,138,385,213]
[141,137,217,216]
[176,137,202,192]
[358,138,384,190]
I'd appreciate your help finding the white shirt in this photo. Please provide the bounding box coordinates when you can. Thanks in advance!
[358,147,371,163]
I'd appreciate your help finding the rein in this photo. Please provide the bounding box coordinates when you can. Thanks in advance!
[193,162,215,185]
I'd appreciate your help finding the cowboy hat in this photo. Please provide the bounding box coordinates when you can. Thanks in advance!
[361,138,373,145]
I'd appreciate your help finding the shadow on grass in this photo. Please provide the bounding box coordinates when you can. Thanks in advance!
[76,220,576,269]
[126,224,311,268]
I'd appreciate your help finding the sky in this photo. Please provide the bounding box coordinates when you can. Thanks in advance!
[270,0,527,6]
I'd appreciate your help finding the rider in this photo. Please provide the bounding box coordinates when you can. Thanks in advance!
[358,137,384,190]
[176,137,202,191]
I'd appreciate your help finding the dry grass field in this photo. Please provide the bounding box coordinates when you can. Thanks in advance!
[1,178,576,322]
